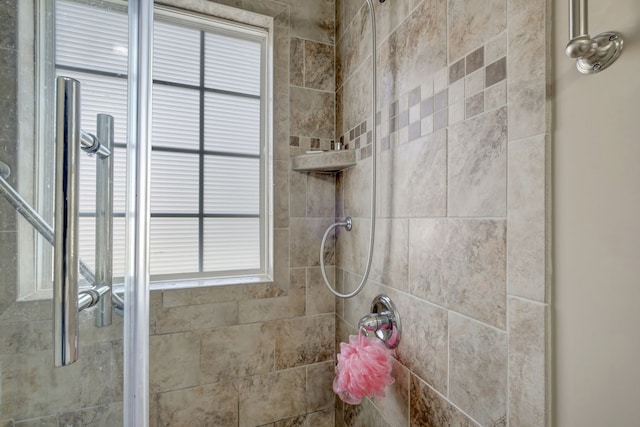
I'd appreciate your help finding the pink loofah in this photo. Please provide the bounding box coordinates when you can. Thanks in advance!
[333,331,395,405]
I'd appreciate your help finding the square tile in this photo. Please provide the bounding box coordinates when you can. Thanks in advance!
[449,313,507,426]
[466,46,484,74]
[448,106,507,217]
[409,218,507,328]
[486,57,507,87]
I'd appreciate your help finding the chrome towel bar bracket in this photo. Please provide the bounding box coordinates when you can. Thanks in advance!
[566,0,623,74]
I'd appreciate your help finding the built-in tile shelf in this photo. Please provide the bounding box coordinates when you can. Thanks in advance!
[291,150,357,172]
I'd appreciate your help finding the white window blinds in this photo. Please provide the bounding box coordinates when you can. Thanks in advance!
[55,0,269,281]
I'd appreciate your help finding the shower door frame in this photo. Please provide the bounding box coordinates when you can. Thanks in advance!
[123,1,153,425]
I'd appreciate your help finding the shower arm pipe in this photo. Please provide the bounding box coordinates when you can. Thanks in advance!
[319,0,379,299]
[565,0,623,74]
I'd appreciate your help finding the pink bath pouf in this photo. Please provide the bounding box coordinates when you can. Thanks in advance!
[333,332,395,405]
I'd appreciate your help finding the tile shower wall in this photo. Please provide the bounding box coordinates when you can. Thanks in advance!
[0,0,338,426]
[334,0,550,426]
[0,0,550,426]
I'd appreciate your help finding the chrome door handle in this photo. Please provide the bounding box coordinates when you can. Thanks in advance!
[54,76,81,367]
[53,77,117,367]
[95,114,114,328]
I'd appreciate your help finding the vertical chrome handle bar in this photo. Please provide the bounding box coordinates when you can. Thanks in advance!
[95,114,114,327]
[54,76,81,367]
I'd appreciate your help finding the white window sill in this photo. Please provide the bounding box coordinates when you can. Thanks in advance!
[111,273,273,294]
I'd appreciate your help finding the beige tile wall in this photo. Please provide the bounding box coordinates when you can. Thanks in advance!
[334,0,550,426]
[0,0,551,425]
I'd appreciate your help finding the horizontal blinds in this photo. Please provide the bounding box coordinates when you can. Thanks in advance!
[149,218,200,275]
[56,0,128,75]
[204,32,261,96]
[150,151,200,213]
[56,0,264,279]
[153,21,200,86]
[203,156,259,215]
[204,93,260,155]
[203,218,260,271]
[152,84,200,150]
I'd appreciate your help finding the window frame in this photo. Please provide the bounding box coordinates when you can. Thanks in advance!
[150,6,274,286]
[19,0,274,300]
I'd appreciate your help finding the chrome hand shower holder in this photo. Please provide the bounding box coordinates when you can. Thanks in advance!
[358,295,401,349]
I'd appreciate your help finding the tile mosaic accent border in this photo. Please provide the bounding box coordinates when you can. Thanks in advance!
[336,36,509,165]
[289,135,335,153]
[335,118,373,160]
[373,53,507,156]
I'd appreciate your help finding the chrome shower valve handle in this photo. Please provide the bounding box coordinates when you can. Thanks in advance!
[357,295,401,349]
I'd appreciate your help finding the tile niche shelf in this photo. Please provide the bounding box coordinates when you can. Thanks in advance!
[290,150,357,172]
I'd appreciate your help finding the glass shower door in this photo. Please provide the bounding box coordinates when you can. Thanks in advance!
[0,1,151,425]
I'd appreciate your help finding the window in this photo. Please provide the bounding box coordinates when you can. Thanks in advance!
[26,0,272,297]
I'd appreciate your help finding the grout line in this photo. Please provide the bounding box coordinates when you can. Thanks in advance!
[335,50,372,97]
[447,310,451,398]
[289,83,334,94]
[301,37,306,88]
[507,294,549,306]
[335,0,367,47]
[505,5,511,424]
